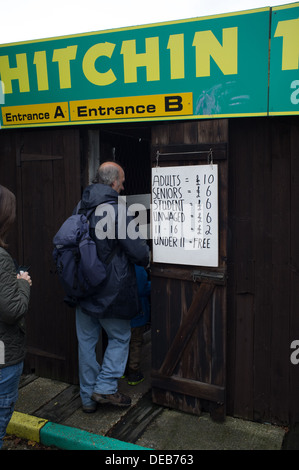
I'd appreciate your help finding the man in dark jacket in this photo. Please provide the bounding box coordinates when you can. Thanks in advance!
[75,161,149,412]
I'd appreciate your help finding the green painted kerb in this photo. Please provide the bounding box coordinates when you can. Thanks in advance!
[40,421,150,451]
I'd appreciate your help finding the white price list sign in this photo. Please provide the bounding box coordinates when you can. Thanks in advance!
[151,164,218,267]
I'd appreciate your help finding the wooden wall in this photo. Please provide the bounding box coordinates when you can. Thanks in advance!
[150,120,228,420]
[227,117,299,425]
[0,127,82,383]
[1,116,298,424]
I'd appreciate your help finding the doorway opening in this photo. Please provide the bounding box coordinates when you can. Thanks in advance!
[92,123,153,383]
[98,123,152,195]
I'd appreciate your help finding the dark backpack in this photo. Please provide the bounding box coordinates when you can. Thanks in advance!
[52,205,115,307]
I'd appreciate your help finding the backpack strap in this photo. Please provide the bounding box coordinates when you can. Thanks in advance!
[77,200,119,265]
[76,201,93,218]
[77,200,115,218]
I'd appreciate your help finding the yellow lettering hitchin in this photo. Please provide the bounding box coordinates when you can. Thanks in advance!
[121,37,160,83]
[167,34,185,79]
[34,51,49,91]
[274,18,299,70]
[192,27,238,77]
[0,53,30,93]
[52,45,77,89]
[82,42,116,86]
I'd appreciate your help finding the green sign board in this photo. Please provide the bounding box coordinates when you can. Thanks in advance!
[0,3,298,129]
[269,3,299,115]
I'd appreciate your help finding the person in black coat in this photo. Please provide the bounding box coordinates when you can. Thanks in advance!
[75,162,149,412]
[0,185,32,448]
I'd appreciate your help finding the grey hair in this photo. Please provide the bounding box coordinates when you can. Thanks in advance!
[93,163,121,186]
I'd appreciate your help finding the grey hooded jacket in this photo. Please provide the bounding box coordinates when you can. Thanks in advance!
[0,247,30,368]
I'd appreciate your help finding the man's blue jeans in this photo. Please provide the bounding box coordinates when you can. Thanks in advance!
[76,307,131,407]
[0,361,23,449]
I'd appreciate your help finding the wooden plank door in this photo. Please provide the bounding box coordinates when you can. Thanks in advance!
[15,128,81,383]
[150,121,228,420]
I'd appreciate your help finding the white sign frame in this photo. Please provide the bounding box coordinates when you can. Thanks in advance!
[151,164,218,267]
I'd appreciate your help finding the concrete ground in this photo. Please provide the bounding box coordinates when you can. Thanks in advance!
[3,335,290,451]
